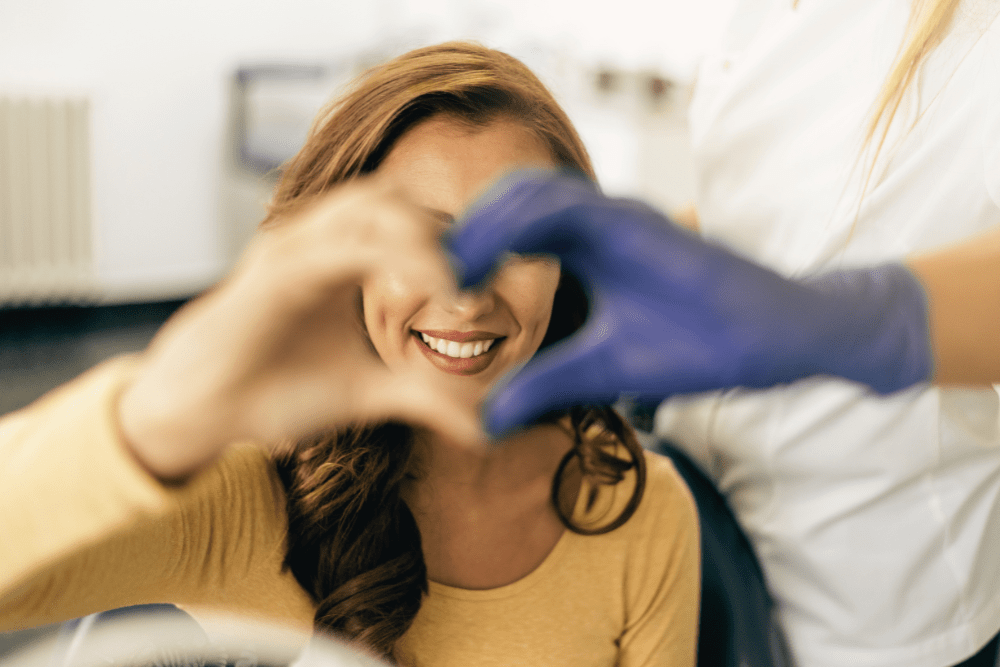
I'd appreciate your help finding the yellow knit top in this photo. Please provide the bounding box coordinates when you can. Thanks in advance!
[0,357,699,667]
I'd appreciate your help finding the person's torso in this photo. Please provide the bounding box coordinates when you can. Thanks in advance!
[662,1,1000,665]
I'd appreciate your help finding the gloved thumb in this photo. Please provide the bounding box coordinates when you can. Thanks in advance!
[482,331,621,437]
[449,169,599,289]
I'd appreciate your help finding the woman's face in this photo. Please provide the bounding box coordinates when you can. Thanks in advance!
[364,115,560,405]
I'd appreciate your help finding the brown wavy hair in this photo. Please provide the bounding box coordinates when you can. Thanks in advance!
[268,42,647,662]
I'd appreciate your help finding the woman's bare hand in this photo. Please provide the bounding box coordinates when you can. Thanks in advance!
[119,177,482,481]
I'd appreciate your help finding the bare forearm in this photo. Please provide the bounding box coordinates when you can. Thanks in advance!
[907,226,1000,385]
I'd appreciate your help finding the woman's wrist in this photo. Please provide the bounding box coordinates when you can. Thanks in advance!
[116,362,233,483]
[800,263,934,393]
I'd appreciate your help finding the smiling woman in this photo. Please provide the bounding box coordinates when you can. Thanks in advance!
[0,42,698,667]
[365,117,560,387]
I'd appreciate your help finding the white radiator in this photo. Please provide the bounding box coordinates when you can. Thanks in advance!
[0,95,95,306]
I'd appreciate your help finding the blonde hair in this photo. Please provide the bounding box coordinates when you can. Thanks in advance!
[791,0,961,148]
[793,0,962,214]
[864,0,962,162]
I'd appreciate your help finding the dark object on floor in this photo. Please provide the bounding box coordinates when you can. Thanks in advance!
[655,441,792,667]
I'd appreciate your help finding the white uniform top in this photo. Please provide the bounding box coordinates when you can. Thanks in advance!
[656,1,1000,666]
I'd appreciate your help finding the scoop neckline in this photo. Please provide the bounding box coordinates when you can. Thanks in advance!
[424,440,636,601]
[426,527,573,601]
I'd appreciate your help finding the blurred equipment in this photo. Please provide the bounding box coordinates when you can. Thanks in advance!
[0,96,95,306]
[541,56,695,214]
[234,64,331,176]
[221,63,333,261]
[221,60,371,261]
[6,606,387,667]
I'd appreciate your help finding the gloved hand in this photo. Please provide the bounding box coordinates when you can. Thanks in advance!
[447,169,933,435]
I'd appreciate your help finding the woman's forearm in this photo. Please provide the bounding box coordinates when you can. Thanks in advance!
[0,358,169,628]
[907,225,1000,385]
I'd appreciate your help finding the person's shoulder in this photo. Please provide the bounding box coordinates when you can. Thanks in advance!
[611,450,700,596]
[642,449,691,498]
[629,449,698,531]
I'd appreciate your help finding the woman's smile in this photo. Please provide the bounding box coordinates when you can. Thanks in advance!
[411,329,506,375]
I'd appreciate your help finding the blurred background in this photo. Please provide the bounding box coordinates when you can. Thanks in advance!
[0,0,734,306]
[0,0,734,418]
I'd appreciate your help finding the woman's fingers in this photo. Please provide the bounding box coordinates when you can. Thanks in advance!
[355,368,486,448]
[120,176,481,479]
[240,359,486,453]
[448,169,597,289]
[250,181,458,307]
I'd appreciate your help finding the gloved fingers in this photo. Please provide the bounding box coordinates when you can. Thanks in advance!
[481,330,622,437]
[447,168,602,289]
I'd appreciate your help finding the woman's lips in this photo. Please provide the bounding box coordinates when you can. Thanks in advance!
[412,330,504,376]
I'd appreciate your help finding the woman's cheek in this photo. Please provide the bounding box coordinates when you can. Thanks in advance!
[494,258,561,348]
[361,270,428,364]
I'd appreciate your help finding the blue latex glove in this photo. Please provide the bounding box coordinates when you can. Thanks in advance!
[447,170,933,435]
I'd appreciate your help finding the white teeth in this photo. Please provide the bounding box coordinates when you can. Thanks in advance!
[416,333,499,359]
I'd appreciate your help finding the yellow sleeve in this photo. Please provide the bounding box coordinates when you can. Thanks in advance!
[0,357,313,632]
[616,453,700,667]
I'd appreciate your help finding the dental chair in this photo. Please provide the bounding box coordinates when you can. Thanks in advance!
[654,439,792,667]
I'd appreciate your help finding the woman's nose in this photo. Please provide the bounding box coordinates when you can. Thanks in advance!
[444,288,496,320]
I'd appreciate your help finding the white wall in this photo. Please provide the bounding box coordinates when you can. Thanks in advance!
[0,0,733,302]
[0,0,391,300]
